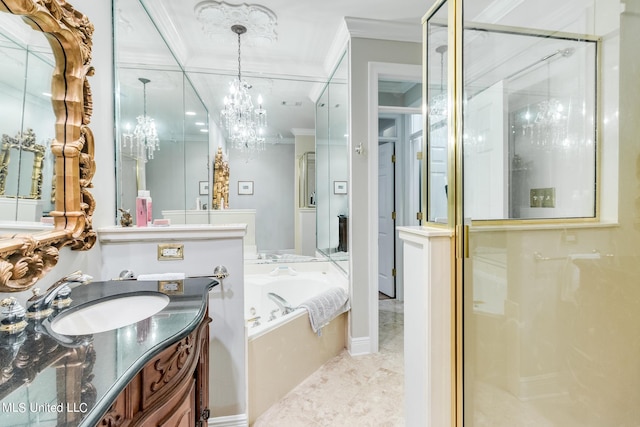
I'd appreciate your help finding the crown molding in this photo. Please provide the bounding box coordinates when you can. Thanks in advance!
[344,17,421,44]
[141,0,190,66]
[323,19,350,77]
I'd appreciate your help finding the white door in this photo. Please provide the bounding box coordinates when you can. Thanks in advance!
[429,121,448,222]
[464,80,508,219]
[378,141,395,297]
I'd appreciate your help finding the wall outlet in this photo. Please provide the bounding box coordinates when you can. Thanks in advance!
[530,187,555,208]
[563,230,578,244]
[157,243,184,260]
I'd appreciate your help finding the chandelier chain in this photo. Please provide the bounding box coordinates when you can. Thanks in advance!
[237,31,242,82]
[143,81,147,117]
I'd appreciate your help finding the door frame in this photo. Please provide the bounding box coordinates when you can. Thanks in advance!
[367,62,421,353]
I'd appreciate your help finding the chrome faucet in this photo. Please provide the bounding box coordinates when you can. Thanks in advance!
[26,270,93,319]
[267,292,295,315]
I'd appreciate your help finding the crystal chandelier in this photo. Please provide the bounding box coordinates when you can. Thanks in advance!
[221,24,267,153]
[121,77,160,162]
[429,45,448,122]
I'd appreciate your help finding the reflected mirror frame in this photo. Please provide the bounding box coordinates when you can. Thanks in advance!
[422,0,453,228]
[0,0,96,292]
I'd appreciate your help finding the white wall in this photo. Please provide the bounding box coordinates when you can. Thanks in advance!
[147,137,209,214]
[228,143,295,252]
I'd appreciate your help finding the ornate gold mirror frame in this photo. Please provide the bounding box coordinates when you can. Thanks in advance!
[0,129,47,199]
[0,0,95,292]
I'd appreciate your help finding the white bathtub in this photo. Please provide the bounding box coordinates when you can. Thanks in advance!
[244,269,341,339]
[245,264,349,423]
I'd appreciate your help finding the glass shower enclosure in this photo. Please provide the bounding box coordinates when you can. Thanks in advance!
[425,0,633,425]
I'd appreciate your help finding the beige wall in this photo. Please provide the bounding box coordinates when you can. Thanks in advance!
[465,1,640,424]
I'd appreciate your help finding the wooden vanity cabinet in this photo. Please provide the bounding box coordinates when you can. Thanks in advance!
[99,314,211,427]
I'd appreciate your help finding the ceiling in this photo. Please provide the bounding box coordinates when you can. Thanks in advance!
[2,0,608,146]
[115,0,430,143]
[114,0,606,145]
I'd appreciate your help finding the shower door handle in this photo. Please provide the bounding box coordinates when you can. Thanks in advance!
[456,223,470,259]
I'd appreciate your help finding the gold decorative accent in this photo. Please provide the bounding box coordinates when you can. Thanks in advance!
[157,243,184,260]
[0,129,46,199]
[118,208,132,227]
[0,0,96,292]
[212,147,229,209]
[0,319,27,334]
[158,279,184,295]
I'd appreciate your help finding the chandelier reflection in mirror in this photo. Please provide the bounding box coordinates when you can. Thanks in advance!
[121,77,160,162]
[221,24,267,154]
[429,45,448,122]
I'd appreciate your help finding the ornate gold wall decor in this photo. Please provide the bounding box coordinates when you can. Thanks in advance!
[0,0,96,292]
[0,129,46,199]
[212,147,229,209]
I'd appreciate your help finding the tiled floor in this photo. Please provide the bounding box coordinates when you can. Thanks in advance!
[253,299,404,426]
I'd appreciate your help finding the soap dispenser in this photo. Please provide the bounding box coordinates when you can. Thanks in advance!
[136,190,148,227]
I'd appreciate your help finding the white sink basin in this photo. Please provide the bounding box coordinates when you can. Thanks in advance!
[51,292,170,335]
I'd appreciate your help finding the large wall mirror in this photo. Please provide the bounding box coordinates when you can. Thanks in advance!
[0,30,54,222]
[0,0,96,292]
[115,0,209,218]
[114,0,333,262]
[316,52,349,272]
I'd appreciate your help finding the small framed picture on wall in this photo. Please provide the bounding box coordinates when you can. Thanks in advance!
[238,181,254,195]
[334,181,347,195]
[199,181,209,195]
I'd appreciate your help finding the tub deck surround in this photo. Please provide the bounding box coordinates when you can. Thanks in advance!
[248,312,347,425]
[244,262,349,423]
[0,278,217,426]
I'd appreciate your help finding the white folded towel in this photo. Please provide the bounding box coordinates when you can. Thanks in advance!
[299,287,350,334]
[137,272,185,281]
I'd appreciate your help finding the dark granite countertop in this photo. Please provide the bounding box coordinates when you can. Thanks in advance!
[0,277,217,426]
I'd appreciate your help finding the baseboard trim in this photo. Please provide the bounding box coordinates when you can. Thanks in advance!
[348,336,371,356]
[208,414,248,427]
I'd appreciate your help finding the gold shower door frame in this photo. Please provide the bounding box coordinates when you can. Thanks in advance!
[423,0,607,426]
